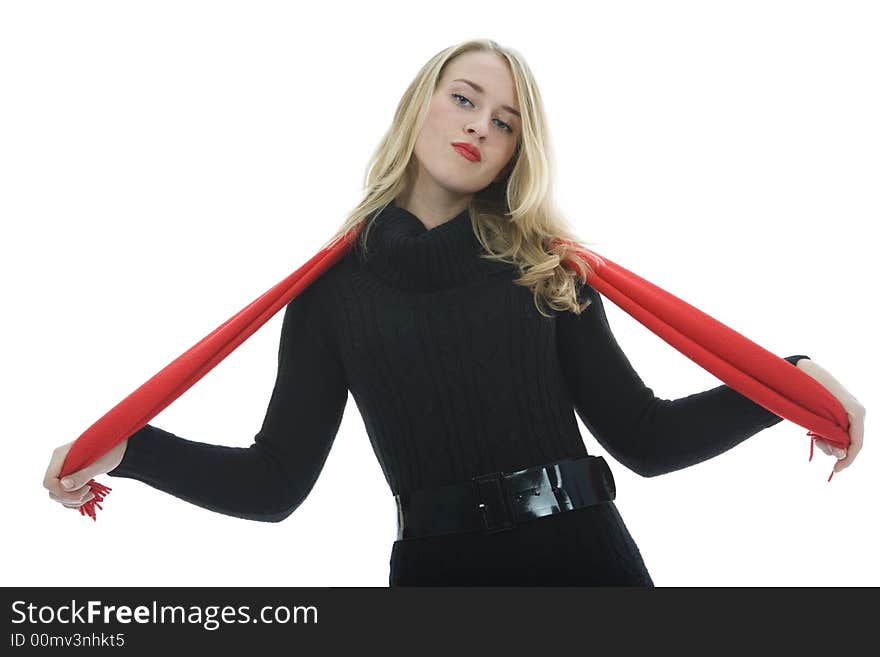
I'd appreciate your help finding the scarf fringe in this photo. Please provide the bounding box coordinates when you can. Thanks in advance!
[77,480,112,521]
[807,431,836,482]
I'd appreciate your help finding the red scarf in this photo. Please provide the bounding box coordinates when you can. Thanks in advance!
[62,224,850,520]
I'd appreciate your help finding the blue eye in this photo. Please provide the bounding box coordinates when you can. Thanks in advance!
[452,93,514,134]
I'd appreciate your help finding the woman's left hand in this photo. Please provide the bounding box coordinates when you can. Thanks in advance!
[796,358,865,474]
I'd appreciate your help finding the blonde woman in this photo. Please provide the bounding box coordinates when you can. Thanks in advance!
[46,39,861,586]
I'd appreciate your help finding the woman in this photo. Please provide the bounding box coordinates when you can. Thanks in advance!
[44,39,864,586]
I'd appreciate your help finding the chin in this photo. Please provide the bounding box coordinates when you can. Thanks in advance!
[431,172,493,197]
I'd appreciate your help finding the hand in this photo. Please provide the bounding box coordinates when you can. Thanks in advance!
[42,439,128,511]
[796,359,865,474]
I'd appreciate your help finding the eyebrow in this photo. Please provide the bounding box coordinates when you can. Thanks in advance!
[451,78,521,119]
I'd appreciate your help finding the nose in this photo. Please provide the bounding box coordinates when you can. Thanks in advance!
[466,120,488,140]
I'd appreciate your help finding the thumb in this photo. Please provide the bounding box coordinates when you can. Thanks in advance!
[60,471,89,490]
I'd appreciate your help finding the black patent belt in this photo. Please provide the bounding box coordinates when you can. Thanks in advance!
[393,455,616,541]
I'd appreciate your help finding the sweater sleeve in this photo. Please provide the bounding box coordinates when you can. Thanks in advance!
[106,282,349,522]
[555,281,810,478]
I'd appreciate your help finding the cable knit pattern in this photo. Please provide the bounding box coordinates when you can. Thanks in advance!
[320,200,593,495]
[108,198,810,581]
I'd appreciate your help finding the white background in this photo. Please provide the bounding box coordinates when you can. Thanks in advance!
[2,1,876,587]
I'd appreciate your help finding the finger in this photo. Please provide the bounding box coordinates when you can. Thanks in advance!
[57,469,93,495]
[822,439,846,459]
[55,480,92,501]
[835,413,865,473]
[42,442,73,491]
[60,492,95,509]
[49,491,79,504]
[48,483,93,504]
[814,439,832,456]
[57,491,95,508]
[43,444,94,496]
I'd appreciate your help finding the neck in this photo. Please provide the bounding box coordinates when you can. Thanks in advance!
[356,199,515,293]
[394,189,472,231]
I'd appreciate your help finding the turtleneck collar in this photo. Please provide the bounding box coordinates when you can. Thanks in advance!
[356,199,515,292]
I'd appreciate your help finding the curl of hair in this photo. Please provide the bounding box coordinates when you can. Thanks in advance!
[323,38,601,317]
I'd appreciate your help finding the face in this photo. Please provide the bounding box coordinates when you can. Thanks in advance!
[410,50,522,202]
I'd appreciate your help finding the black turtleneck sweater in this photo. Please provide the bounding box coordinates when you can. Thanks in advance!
[107,200,809,522]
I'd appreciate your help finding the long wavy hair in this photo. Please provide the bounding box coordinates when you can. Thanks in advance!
[322,38,602,317]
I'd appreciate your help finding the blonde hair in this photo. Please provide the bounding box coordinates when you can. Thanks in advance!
[323,38,601,317]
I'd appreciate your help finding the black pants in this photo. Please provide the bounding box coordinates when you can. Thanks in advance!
[388,500,654,587]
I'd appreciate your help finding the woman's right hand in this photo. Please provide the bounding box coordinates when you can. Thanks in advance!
[43,439,129,510]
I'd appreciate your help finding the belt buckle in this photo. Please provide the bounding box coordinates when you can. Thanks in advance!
[472,471,517,534]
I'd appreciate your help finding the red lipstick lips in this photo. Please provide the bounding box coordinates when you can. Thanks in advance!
[452,142,481,162]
